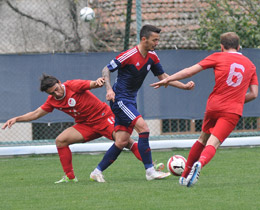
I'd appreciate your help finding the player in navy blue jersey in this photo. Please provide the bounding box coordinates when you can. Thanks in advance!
[90,24,195,182]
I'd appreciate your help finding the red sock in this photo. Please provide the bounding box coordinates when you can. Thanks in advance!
[182,140,205,178]
[57,146,75,179]
[130,142,142,161]
[199,145,216,167]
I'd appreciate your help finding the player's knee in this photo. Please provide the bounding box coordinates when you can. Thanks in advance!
[115,139,128,149]
[55,137,68,147]
[139,127,150,133]
[136,124,149,133]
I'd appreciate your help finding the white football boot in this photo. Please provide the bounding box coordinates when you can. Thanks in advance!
[187,161,202,187]
[179,177,188,186]
[146,167,171,181]
[90,171,106,183]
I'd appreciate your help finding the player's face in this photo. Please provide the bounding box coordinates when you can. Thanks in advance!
[144,32,160,51]
[46,82,64,99]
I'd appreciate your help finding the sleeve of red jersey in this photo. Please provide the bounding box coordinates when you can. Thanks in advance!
[250,66,259,86]
[150,51,164,76]
[41,96,54,113]
[65,80,91,92]
[150,51,160,64]
[198,53,218,70]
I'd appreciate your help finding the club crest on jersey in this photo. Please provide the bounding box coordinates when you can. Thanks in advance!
[147,64,151,71]
[68,98,76,107]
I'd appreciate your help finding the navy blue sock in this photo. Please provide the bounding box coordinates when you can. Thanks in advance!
[97,143,122,171]
[138,132,153,169]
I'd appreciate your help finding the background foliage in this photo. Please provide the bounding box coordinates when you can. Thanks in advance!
[196,0,260,50]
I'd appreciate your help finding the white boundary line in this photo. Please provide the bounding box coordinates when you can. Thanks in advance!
[0,136,260,156]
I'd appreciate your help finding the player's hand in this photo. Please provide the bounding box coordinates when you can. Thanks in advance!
[2,118,16,129]
[150,78,169,89]
[184,81,195,90]
[95,77,105,87]
[106,89,115,102]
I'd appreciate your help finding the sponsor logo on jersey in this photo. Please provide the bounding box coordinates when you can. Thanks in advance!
[136,62,140,66]
[68,98,76,107]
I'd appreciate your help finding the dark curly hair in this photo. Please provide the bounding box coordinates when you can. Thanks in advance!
[40,73,59,92]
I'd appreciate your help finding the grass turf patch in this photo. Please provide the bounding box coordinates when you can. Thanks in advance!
[0,147,260,210]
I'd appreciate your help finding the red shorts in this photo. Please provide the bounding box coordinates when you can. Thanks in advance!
[73,113,115,142]
[114,115,141,134]
[202,111,240,142]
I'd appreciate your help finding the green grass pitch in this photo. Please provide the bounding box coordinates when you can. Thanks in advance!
[0,147,260,210]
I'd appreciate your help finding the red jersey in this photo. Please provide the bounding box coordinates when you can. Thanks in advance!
[198,52,258,116]
[41,80,111,124]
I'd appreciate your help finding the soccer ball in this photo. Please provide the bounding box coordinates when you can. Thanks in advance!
[167,155,187,176]
[80,7,95,22]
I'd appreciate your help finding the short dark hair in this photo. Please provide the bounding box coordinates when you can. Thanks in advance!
[40,74,59,92]
[220,32,240,50]
[140,24,161,39]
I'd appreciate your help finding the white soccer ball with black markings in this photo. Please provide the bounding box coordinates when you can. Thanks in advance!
[80,7,95,22]
[167,155,187,176]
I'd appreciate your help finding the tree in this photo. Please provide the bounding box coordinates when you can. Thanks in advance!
[196,0,260,50]
[1,0,115,53]
[2,0,85,53]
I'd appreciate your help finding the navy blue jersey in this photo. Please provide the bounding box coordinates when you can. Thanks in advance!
[107,46,164,101]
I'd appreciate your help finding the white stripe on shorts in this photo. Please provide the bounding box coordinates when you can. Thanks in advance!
[117,101,136,120]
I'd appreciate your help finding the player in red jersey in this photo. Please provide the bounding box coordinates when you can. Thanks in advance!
[2,74,142,183]
[151,32,258,187]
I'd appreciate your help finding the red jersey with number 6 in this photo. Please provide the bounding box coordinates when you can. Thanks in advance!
[198,52,258,116]
[41,80,111,124]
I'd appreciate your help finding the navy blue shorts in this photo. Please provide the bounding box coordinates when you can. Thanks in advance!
[110,99,141,133]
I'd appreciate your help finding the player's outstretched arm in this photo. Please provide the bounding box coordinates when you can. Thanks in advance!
[245,84,258,103]
[151,64,203,89]
[102,66,115,102]
[154,73,195,90]
[90,77,105,89]
[2,107,48,129]
[169,80,195,90]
